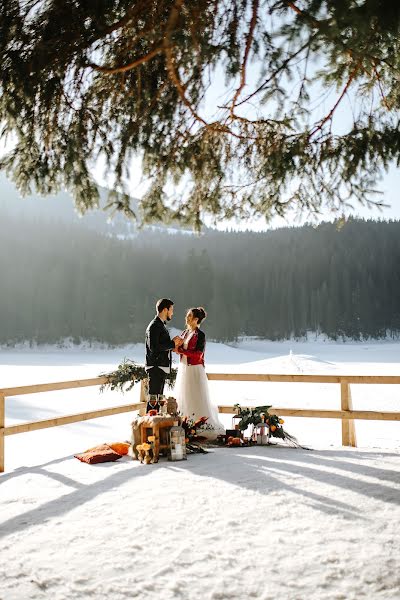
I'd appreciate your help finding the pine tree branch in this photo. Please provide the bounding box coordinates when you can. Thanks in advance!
[100,3,145,36]
[230,0,259,112]
[162,0,209,126]
[228,113,281,126]
[284,0,322,28]
[160,0,249,141]
[164,46,208,126]
[284,0,395,70]
[235,36,314,108]
[279,0,396,135]
[161,0,263,136]
[373,65,391,110]
[309,61,361,139]
[87,46,163,74]
[86,1,176,74]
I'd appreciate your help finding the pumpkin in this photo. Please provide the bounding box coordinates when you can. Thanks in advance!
[228,437,241,446]
[108,442,130,455]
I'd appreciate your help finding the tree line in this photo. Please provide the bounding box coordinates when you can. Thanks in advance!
[1,216,400,345]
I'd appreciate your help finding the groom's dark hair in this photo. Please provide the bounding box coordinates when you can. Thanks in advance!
[156,298,174,313]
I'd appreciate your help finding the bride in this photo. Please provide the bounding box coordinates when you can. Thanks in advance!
[174,307,225,439]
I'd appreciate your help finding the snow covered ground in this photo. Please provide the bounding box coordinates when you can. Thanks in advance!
[1,340,400,599]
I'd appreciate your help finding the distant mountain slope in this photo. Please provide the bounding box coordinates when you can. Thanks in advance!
[0,174,136,236]
[0,173,190,238]
[0,174,195,236]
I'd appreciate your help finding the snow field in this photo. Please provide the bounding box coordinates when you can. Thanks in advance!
[1,339,399,599]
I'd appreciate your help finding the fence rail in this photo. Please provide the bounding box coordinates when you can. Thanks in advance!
[207,373,400,384]
[1,372,399,472]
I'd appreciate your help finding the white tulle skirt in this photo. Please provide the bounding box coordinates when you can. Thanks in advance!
[174,361,225,439]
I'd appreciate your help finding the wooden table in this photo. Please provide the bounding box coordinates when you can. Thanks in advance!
[131,415,178,463]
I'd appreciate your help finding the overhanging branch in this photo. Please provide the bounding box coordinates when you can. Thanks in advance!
[309,61,362,139]
[230,0,259,111]
[87,46,163,74]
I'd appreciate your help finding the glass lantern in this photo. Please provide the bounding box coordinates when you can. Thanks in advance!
[229,412,243,440]
[254,421,270,445]
[168,422,187,461]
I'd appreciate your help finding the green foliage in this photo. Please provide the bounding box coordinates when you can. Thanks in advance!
[1,1,400,227]
[100,358,177,393]
[233,404,272,430]
[234,403,302,446]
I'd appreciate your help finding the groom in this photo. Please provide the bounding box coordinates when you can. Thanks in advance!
[145,298,183,403]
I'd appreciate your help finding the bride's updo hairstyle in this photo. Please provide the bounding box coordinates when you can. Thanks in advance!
[190,307,207,324]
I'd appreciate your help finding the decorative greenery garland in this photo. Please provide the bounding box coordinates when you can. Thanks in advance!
[100,358,177,393]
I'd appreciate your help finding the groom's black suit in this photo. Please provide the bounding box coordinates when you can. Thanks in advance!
[145,316,175,397]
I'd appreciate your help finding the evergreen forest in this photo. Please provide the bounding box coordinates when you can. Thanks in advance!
[1,216,399,345]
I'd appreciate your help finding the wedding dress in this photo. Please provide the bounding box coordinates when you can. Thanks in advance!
[174,330,225,439]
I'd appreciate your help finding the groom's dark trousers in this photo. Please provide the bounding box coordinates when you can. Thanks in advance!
[145,315,175,397]
[148,366,167,396]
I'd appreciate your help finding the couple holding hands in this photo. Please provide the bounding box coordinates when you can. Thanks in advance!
[145,298,224,438]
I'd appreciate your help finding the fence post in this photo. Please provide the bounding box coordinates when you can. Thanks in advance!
[341,382,357,447]
[0,394,5,473]
[139,380,147,416]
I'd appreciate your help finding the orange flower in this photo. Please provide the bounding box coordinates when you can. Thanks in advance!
[270,425,277,432]
[279,419,284,424]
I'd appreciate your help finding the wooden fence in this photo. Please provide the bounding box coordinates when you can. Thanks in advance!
[1,372,400,472]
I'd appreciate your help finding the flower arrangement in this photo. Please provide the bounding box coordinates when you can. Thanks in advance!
[233,404,303,448]
[181,415,209,441]
[181,415,211,453]
[100,358,177,393]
